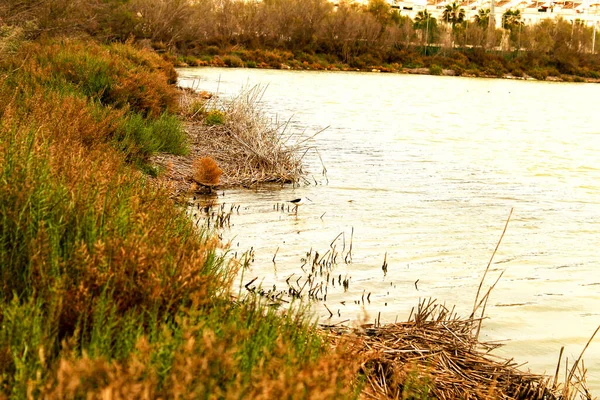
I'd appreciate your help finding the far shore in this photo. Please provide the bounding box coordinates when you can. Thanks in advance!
[174,56,600,84]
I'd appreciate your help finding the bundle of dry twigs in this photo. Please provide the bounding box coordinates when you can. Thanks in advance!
[194,85,316,186]
[154,85,318,193]
[323,298,594,400]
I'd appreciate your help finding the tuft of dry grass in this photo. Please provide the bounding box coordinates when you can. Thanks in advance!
[192,156,222,186]
[204,85,308,186]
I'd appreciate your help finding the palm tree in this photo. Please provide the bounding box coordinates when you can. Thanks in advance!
[502,9,523,30]
[442,2,466,29]
[414,10,433,30]
[473,8,490,28]
[413,10,438,48]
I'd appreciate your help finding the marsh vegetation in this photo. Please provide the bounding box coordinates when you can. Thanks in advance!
[1,2,598,398]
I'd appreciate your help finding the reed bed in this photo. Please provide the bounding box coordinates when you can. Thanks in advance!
[153,85,314,192]
[321,298,593,400]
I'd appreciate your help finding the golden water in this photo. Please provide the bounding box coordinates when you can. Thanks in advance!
[179,67,600,389]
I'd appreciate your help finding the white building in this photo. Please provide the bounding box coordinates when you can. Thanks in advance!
[331,0,600,26]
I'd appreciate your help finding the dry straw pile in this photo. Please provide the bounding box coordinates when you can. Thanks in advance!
[155,85,315,193]
[192,85,310,186]
[335,298,592,400]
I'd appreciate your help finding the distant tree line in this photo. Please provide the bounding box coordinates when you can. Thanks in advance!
[2,0,599,78]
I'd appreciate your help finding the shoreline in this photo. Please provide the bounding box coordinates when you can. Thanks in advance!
[154,83,595,399]
[174,56,600,84]
[167,134,595,399]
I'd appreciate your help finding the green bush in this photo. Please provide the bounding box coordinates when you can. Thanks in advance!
[116,112,188,160]
[205,110,225,125]
[429,64,442,75]
[223,55,244,68]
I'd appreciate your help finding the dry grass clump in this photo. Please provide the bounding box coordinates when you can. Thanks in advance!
[192,156,222,186]
[329,299,593,400]
[153,85,315,192]
[178,87,213,121]
[191,85,309,186]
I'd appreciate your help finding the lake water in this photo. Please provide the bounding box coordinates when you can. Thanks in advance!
[178,67,600,390]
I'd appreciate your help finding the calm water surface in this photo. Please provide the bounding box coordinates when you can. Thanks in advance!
[179,68,600,389]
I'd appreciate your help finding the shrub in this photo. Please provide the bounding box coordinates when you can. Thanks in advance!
[245,60,257,68]
[451,64,464,76]
[223,55,244,68]
[510,67,524,77]
[528,67,549,80]
[16,40,180,117]
[205,45,220,55]
[429,64,443,75]
[114,112,189,161]
[205,110,225,125]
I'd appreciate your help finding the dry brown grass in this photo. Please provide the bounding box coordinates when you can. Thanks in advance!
[153,85,314,192]
[192,156,222,186]
[205,85,308,186]
[324,298,594,400]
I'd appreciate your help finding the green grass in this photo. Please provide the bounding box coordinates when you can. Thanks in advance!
[116,111,189,160]
[205,109,226,126]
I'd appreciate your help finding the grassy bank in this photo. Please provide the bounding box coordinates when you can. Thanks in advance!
[0,36,358,398]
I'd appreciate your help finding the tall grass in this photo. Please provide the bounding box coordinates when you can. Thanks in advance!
[0,36,359,398]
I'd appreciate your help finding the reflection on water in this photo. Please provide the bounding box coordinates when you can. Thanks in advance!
[179,67,600,390]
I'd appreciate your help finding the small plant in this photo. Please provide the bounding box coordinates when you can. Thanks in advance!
[429,64,443,75]
[193,156,222,186]
[402,366,434,399]
[205,110,225,126]
[528,67,549,81]
[245,60,257,68]
[451,64,464,76]
[223,55,244,68]
[204,45,220,55]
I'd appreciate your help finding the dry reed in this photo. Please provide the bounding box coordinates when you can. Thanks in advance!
[153,85,315,192]
[325,298,593,400]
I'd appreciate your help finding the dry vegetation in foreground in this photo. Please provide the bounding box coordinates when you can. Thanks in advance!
[334,299,595,400]
[152,85,311,194]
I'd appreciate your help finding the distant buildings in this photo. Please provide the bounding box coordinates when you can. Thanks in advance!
[331,0,600,26]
